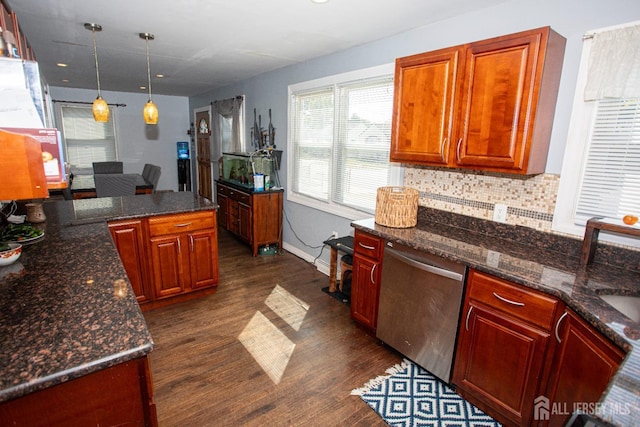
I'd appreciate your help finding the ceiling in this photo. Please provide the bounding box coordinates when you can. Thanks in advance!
[6,0,507,97]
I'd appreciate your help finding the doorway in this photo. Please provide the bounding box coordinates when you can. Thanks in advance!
[195,109,212,201]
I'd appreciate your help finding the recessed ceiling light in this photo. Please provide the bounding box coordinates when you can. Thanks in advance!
[139,86,147,90]
[311,0,329,3]
[57,63,68,67]
[155,74,164,78]
[61,79,69,83]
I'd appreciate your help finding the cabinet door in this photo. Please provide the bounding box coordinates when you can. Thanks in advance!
[252,192,283,255]
[453,301,551,425]
[227,198,239,235]
[390,47,459,164]
[108,220,150,303]
[217,193,229,230]
[351,254,381,331]
[188,229,219,290]
[149,235,187,298]
[543,309,624,427]
[238,202,252,243]
[455,28,564,174]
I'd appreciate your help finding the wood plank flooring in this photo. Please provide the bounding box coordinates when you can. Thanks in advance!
[143,228,402,426]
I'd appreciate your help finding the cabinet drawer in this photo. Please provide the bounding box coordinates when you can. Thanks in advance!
[467,270,559,331]
[229,189,251,205]
[216,183,229,196]
[354,230,383,260]
[148,211,216,237]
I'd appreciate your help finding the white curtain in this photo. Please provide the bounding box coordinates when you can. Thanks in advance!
[584,23,640,100]
[212,96,244,156]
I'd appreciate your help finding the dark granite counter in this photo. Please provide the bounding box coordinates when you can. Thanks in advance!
[0,192,217,403]
[352,209,640,427]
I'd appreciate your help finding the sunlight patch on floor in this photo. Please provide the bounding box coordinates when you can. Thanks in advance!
[264,284,310,331]
[238,285,309,384]
[238,311,295,384]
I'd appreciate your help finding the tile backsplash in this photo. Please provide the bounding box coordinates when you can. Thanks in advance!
[403,165,560,233]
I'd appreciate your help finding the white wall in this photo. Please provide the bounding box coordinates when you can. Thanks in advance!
[49,86,190,192]
[194,0,640,267]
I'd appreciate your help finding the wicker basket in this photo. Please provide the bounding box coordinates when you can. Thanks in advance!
[375,186,419,228]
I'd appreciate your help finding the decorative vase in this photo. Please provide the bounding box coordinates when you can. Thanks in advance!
[25,203,46,223]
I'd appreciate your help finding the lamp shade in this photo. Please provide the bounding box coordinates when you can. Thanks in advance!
[92,96,109,122]
[143,100,158,124]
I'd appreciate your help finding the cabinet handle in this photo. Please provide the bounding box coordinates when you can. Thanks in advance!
[440,138,448,163]
[492,292,525,307]
[177,237,181,254]
[189,235,194,252]
[555,311,569,343]
[174,222,193,227]
[370,263,377,284]
[456,138,462,163]
[358,242,375,250]
[465,306,473,331]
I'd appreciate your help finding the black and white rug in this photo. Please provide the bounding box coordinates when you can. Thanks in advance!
[351,359,501,427]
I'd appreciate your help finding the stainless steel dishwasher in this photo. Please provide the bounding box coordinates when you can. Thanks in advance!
[377,240,467,383]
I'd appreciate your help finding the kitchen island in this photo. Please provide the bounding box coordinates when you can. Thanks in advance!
[352,207,640,427]
[0,192,217,426]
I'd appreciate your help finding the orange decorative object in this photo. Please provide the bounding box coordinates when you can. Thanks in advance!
[92,96,110,122]
[143,100,158,124]
[623,215,638,225]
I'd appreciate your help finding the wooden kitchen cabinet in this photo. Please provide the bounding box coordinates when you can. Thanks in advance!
[390,26,565,175]
[108,219,151,304]
[542,309,624,427]
[453,269,561,426]
[148,211,219,300]
[351,230,384,333]
[216,181,283,256]
[0,356,156,427]
[0,129,48,201]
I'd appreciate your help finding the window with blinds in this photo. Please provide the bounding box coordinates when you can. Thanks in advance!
[575,98,640,221]
[58,104,117,174]
[289,68,400,217]
[553,20,640,245]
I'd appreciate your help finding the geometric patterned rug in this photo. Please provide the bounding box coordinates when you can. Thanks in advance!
[351,359,502,427]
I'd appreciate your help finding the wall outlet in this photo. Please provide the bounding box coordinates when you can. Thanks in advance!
[486,250,501,268]
[493,203,508,223]
[331,231,339,239]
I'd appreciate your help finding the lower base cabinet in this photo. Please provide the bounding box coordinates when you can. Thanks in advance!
[453,270,625,427]
[543,309,625,427]
[109,210,219,309]
[109,219,151,304]
[453,270,558,426]
[351,230,384,333]
[0,356,157,427]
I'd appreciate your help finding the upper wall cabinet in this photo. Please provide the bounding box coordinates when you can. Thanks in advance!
[390,27,566,175]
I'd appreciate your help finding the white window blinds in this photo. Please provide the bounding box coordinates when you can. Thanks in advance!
[575,97,640,220]
[290,73,397,215]
[59,104,117,173]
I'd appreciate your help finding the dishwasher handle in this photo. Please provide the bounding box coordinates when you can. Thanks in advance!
[385,247,464,282]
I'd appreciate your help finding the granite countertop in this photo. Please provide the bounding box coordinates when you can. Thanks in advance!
[352,213,640,427]
[0,191,217,403]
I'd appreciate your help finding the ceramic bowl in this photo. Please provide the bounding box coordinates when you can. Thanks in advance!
[0,243,22,267]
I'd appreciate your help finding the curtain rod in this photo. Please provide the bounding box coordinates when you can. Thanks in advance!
[52,99,127,107]
[210,95,243,105]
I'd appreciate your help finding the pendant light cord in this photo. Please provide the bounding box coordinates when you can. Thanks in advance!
[145,37,152,102]
[92,29,102,97]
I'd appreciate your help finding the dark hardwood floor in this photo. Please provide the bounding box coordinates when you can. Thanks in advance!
[143,228,402,426]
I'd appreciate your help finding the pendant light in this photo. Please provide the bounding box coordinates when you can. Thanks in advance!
[84,23,109,123]
[140,32,158,125]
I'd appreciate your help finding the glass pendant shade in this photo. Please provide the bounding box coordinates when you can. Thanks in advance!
[140,33,158,125]
[143,100,158,124]
[92,96,109,122]
[85,23,109,123]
